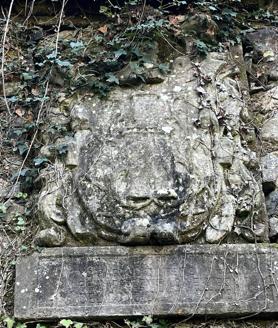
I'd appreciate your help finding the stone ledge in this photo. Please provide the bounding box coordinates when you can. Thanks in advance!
[14,244,278,320]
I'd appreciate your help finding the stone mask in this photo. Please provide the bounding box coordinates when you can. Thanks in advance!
[36,54,268,246]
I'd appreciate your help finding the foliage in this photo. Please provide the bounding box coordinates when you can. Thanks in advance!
[0,315,167,328]
[125,315,168,328]
[1,317,27,328]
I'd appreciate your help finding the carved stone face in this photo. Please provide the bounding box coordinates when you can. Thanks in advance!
[75,89,208,244]
[38,54,268,246]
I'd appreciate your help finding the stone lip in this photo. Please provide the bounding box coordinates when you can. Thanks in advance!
[14,244,278,320]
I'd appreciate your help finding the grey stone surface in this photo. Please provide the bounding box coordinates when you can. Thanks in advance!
[261,116,278,150]
[37,50,268,246]
[245,28,278,85]
[269,217,278,238]
[261,152,278,192]
[266,190,278,217]
[14,244,278,320]
[266,191,278,238]
[34,227,66,247]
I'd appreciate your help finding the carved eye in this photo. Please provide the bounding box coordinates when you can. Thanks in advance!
[155,189,178,200]
[157,195,176,201]
[123,196,152,209]
[126,196,150,203]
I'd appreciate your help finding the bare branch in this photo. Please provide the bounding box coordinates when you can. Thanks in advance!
[1,0,15,116]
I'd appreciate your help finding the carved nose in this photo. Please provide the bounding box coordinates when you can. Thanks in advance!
[125,189,178,209]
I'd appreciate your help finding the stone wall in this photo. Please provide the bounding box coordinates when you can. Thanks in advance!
[1,0,278,323]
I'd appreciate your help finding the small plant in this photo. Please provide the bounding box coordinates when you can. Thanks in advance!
[1,317,27,328]
[59,319,86,328]
[15,192,28,200]
[125,315,169,328]
[14,213,26,232]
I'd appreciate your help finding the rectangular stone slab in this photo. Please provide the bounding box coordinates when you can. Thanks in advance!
[14,245,278,320]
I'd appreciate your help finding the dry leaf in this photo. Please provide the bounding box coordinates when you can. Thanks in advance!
[31,87,40,96]
[169,15,185,26]
[98,25,108,34]
[25,111,34,122]
[206,25,216,37]
[15,107,25,117]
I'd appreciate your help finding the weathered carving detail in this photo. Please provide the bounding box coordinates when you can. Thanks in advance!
[14,245,278,320]
[36,50,268,245]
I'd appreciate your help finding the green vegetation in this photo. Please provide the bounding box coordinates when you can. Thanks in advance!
[1,0,277,194]
[0,316,169,328]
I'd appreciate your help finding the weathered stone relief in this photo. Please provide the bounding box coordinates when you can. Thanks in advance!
[246,28,278,241]
[15,244,278,320]
[36,45,270,246]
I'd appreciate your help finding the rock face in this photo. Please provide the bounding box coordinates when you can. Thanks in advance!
[37,49,268,245]
[246,28,278,240]
[14,244,278,320]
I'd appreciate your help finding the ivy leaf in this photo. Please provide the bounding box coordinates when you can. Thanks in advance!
[33,157,49,167]
[195,39,209,55]
[3,317,14,328]
[17,217,26,226]
[59,319,73,328]
[74,323,84,328]
[209,5,218,11]
[46,52,56,59]
[16,142,29,156]
[131,47,143,58]
[129,0,140,5]
[99,6,113,17]
[70,41,84,49]
[106,73,119,85]
[129,62,141,74]
[15,324,27,328]
[8,96,18,103]
[22,72,33,81]
[114,49,127,59]
[223,8,237,17]
[55,59,72,67]
[15,192,28,200]
[158,63,170,74]
[142,315,153,325]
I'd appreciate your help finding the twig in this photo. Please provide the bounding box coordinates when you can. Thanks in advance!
[1,0,15,116]
[23,0,35,26]
[54,0,67,58]
[130,0,147,45]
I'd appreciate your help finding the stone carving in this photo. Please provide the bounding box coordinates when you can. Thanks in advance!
[14,244,278,320]
[36,49,268,246]
[246,28,278,240]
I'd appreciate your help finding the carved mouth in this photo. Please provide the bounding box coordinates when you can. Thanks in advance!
[120,217,180,244]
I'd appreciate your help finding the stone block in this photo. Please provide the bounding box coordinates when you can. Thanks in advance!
[262,116,278,150]
[14,245,278,320]
[261,152,278,193]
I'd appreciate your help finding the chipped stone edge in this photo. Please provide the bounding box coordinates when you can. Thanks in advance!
[14,244,278,320]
